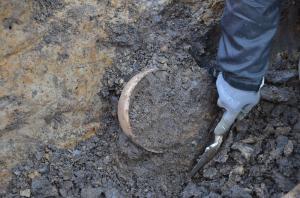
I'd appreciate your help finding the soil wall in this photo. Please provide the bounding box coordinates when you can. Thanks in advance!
[0,0,222,193]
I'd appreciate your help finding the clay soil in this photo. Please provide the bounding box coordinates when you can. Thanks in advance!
[4,1,300,197]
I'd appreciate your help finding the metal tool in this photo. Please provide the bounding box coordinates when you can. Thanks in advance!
[190,112,229,177]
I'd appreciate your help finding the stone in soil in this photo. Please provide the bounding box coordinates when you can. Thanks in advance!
[31,176,58,197]
[283,140,294,156]
[223,185,252,198]
[266,69,298,84]
[276,135,289,154]
[19,189,31,197]
[203,167,218,179]
[181,182,208,198]
[261,85,291,103]
[277,125,292,134]
[231,142,254,161]
[293,120,300,133]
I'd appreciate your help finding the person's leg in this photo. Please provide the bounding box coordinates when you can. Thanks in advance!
[218,0,281,91]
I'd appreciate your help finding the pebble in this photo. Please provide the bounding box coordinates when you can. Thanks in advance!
[72,149,81,156]
[293,120,300,133]
[241,136,257,144]
[274,126,291,135]
[20,189,31,197]
[31,176,58,197]
[276,136,289,151]
[38,165,49,174]
[203,167,218,179]
[231,143,254,161]
[261,85,291,103]
[103,156,111,164]
[62,168,73,180]
[264,124,275,134]
[233,166,244,175]
[27,170,40,179]
[265,69,298,84]
[13,170,21,176]
[283,140,294,156]
[214,153,229,163]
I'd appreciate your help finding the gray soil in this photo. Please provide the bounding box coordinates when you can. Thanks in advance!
[4,0,300,197]
[129,68,216,152]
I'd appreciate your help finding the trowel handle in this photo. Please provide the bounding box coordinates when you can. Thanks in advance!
[213,110,239,136]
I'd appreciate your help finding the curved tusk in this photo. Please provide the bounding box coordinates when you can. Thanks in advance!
[117,67,163,153]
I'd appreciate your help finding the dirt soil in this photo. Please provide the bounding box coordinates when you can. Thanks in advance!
[4,1,300,197]
[6,56,300,197]
[130,68,216,152]
[186,52,300,198]
[6,54,300,198]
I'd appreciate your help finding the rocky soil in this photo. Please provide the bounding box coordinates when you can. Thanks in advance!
[0,0,223,193]
[186,52,300,198]
[5,53,300,198]
[1,0,300,197]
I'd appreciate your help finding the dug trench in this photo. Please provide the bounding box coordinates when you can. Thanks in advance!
[5,1,300,198]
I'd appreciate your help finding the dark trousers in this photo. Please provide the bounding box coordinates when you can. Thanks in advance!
[218,0,281,91]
